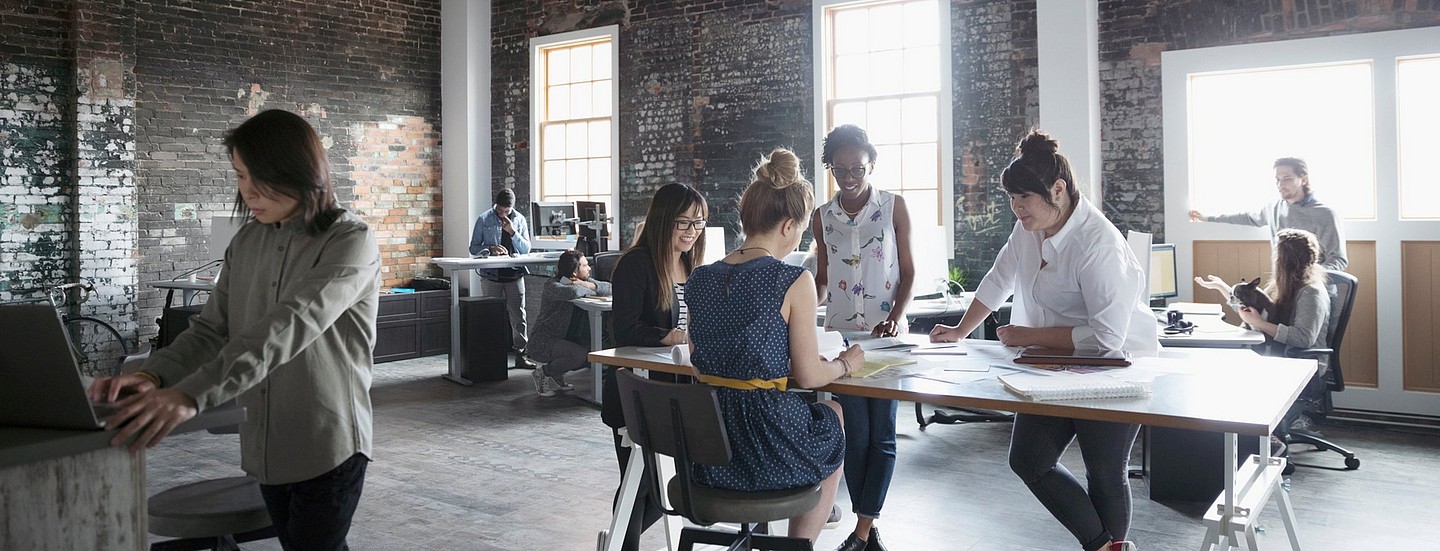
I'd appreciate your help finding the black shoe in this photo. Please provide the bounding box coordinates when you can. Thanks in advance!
[833,532,867,551]
[866,527,888,551]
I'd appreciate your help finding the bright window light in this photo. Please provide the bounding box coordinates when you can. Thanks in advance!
[1187,62,1376,220]
[537,38,615,206]
[1398,56,1440,220]
[823,0,944,228]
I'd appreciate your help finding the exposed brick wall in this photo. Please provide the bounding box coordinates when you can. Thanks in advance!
[348,116,442,288]
[3,0,442,346]
[1097,0,1440,241]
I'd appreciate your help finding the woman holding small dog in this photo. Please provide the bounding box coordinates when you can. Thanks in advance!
[1194,228,1330,363]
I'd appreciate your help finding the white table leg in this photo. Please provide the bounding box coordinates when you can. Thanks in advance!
[443,269,473,385]
[586,309,604,405]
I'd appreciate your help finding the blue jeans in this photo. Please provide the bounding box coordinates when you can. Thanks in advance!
[835,394,898,518]
[1009,414,1140,551]
[258,453,368,551]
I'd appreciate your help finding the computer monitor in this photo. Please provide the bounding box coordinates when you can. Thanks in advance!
[531,201,577,239]
[209,215,248,261]
[1150,243,1178,300]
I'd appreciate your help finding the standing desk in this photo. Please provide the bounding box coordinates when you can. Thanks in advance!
[589,341,1314,551]
[569,296,611,404]
[1158,313,1265,348]
[431,255,563,385]
[150,279,216,308]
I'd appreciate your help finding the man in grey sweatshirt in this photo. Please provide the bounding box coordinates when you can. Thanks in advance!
[1189,157,1348,271]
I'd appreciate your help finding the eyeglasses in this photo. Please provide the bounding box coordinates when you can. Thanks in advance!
[828,165,871,179]
[673,219,708,231]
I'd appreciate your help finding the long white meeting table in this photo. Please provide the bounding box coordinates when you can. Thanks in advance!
[589,339,1314,551]
[432,255,564,385]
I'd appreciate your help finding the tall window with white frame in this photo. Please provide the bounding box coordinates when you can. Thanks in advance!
[819,0,947,229]
[534,33,615,211]
[1397,55,1440,220]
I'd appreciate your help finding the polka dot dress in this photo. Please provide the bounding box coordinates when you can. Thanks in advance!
[686,256,845,492]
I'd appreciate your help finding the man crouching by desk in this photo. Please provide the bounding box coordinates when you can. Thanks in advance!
[89,109,380,551]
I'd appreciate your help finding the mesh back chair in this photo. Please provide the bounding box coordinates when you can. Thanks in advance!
[1281,269,1360,471]
[593,251,623,283]
[615,370,819,551]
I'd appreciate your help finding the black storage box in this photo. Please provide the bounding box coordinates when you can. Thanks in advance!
[460,296,511,382]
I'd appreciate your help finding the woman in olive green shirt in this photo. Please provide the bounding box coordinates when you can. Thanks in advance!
[90,109,380,551]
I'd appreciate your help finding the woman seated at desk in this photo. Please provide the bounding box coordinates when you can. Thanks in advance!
[1195,228,1330,433]
[527,250,611,398]
[930,130,1157,551]
[686,148,864,543]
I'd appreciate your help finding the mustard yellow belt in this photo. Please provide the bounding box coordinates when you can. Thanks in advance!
[696,374,789,391]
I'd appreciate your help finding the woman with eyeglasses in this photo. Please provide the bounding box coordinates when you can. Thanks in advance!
[810,124,914,551]
[603,182,708,551]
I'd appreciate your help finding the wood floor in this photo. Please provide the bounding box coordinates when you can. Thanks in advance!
[145,356,1440,550]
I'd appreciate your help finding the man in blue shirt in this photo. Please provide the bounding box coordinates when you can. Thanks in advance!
[469,188,532,364]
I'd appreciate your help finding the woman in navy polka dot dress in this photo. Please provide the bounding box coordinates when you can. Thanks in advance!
[686,148,865,543]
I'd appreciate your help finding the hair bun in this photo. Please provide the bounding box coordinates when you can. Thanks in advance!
[1017,130,1059,159]
[755,148,805,190]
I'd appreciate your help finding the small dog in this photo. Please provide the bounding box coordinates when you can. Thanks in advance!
[1231,277,1274,318]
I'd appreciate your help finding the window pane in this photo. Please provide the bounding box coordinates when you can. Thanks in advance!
[566,159,589,196]
[833,9,868,55]
[1188,62,1375,219]
[872,144,902,190]
[900,96,938,142]
[570,81,592,119]
[867,4,902,51]
[548,49,571,85]
[548,85,570,120]
[834,53,870,99]
[543,160,566,198]
[542,124,565,159]
[592,79,613,117]
[589,158,611,195]
[902,143,938,190]
[589,120,611,158]
[1398,56,1440,219]
[867,99,902,145]
[903,46,940,93]
[903,1,939,47]
[902,190,938,229]
[871,50,904,96]
[593,42,613,80]
[832,101,867,129]
[570,45,593,82]
[565,122,588,159]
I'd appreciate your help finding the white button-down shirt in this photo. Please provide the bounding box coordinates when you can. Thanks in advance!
[973,197,1159,355]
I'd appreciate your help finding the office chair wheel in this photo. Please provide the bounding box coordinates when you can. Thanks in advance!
[1345,456,1360,470]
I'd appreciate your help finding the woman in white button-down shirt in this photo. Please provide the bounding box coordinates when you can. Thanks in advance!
[931,131,1156,551]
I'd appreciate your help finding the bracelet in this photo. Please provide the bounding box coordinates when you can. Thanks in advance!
[838,357,852,377]
[134,370,161,387]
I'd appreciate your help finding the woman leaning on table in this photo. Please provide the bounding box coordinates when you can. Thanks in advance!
[930,130,1158,551]
[602,182,709,551]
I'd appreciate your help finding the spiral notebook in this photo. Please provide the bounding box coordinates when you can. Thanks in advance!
[999,372,1150,401]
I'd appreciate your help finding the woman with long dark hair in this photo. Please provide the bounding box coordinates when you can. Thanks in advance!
[603,182,708,550]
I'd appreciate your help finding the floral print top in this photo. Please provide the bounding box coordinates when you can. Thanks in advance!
[819,188,901,332]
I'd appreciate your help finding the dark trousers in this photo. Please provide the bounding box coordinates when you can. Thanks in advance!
[612,429,663,551]
[835,394,898,518]
[259,453,368,551]
[1009,414,1140,551]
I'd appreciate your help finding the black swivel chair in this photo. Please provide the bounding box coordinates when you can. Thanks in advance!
[616,370,820,551]
[593,251,623,283]
[1281,269,1361,471]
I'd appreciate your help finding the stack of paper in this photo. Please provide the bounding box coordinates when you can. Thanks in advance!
[998,372,1150,401]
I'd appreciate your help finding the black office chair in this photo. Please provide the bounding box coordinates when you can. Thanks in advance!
[912,313,1014,429]
[616,370,819,551]
[593,251,623,283]
[1281,269,1360,472]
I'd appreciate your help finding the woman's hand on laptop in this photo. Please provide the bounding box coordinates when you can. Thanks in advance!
[103,387,198,451]
[88,372,155,405]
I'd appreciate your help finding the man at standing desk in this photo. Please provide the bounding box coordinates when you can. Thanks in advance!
[470,188,533,368]
[1188,157,1348,270]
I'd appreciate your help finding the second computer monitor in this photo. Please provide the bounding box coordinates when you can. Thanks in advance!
[531,201,577,239]
[1150,243,1178,300]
